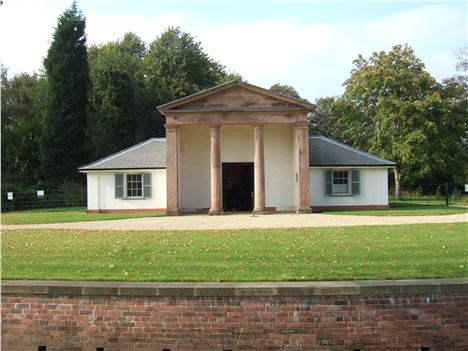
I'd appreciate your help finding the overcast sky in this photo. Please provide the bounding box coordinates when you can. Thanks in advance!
[0,0,466,101]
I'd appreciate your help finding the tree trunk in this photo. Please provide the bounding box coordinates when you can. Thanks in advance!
[393,168,401,201]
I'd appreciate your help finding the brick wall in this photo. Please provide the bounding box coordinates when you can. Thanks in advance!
[2,279,468,351]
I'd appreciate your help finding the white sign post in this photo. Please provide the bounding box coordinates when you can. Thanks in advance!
[7,192,13,200]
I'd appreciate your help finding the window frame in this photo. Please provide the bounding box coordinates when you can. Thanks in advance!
[115,172,152,200]
[126,173,143,199]
[331,170,350,195]
[325,169,361,197]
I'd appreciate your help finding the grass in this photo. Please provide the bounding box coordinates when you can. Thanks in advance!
[1,207,164,225]
[324,202,468,216]
[3,202,467,226]
[2,223,467,281]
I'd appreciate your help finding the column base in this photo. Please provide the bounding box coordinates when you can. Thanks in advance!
[296,207,312,214]
[166,209,181,216]
[208,208,223,215]
[253,208,269,215]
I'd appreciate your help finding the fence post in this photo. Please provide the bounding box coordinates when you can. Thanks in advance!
[444,183,449,207]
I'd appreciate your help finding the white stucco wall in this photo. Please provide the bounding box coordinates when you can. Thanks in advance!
[179,125,211,211]
[309,167,389,207]
[86,169,166,211]
[264,124,295,211]
[178,124,296,212]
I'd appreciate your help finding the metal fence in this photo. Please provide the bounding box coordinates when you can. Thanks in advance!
[388,183,468,206]
[1,187,87,212]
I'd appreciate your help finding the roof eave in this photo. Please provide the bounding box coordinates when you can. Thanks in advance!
[80,167,166,173]
[309,164,396,168]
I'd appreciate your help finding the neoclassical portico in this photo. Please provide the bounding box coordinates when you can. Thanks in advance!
[158,81,314,215]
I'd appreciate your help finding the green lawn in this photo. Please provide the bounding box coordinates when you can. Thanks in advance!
[3,202,467,226]
[2,223,467,281]
[1,207,164,225]
[324,202,468,216]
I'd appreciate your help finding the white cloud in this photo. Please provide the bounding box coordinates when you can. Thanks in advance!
[0,0,62,74]
[196,4,466,100]
[1,2,465,101]
[86,12,184,46]
[0,0,184,74]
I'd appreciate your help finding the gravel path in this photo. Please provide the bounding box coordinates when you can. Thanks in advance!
[2,212,467,231]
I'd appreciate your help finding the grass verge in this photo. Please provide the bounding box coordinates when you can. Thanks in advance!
[1,207,164,225]
[2,223,467,281]
[324,202,468,216]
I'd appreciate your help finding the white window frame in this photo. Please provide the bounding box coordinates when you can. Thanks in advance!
[332,170,350,195]
[126,173,144,199]
[115,172,152,200]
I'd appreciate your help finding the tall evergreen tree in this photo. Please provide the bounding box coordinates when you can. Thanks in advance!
[40,2,89,184]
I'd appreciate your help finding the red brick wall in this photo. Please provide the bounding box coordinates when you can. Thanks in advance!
[2,291,467,351]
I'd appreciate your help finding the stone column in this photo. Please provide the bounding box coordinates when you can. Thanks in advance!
[165,124,180,215]
[296,122,312,213]
[253,124,268,214]
[209,125,222,215]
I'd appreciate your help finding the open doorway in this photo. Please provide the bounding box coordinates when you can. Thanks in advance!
[222,162,254,212]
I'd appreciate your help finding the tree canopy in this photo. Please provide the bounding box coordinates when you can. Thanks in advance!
[87,33,149,159]
[1,70,46,187]
[269,83,302,99]
[40,2,90,184]
[144,27,230,102]
[315,44,467,197]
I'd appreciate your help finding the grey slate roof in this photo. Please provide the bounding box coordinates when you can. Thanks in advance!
[79,138,166,171]
[79,135,395,171]
[309,135,396,167]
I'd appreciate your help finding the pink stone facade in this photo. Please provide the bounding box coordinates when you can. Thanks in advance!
[159,81,314,215]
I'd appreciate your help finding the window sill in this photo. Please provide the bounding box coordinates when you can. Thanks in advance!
[330,194,356,197]
[116,197,151,200]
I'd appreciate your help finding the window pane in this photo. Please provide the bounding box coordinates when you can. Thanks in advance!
[332,171,349,194]
[126,174,143,197]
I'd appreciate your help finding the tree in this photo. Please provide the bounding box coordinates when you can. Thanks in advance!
[269,83,301,99]
[454,46,468,72]
[338,44,443,199]
[435,75,468,183]
[309,97,348,141]
[144,27,237,103]
[40,2,89,184]
[1,69,46,187]
[143,27,241,136]
[88,32,149,159]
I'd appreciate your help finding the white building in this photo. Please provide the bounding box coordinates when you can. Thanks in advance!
[79,81,395,214]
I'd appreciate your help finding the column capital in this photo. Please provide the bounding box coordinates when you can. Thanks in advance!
[294,122,309,129]
[209,124,222,129]
[252,124,264,129]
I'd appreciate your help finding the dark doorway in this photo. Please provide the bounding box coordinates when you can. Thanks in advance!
[222,162,254,212]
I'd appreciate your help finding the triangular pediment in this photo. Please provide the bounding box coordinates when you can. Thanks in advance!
[158,81,314,113]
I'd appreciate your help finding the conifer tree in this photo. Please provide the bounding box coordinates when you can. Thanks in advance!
[40,2,89,184]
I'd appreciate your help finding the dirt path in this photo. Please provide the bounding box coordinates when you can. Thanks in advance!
[2,212,467,231]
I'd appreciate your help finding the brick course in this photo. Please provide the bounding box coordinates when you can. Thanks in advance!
[1,280,468,351]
